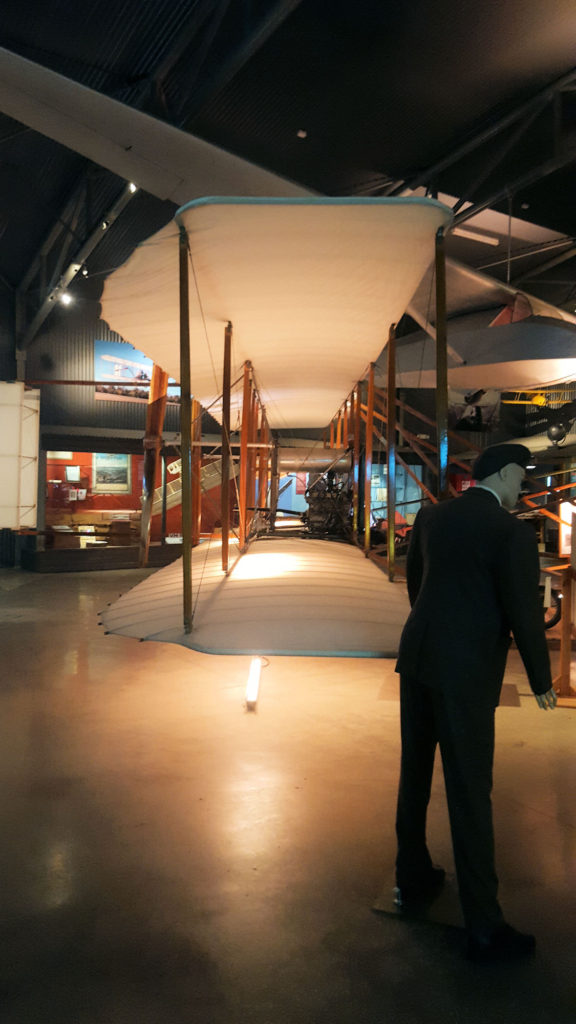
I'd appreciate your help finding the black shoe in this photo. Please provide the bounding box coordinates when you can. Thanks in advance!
[394,866,446,908]
[466,923,536,962]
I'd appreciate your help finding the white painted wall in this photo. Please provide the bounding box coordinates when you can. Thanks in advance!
[0,382,40,529]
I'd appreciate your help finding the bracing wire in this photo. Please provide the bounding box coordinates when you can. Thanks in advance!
[186,237,220,397]
[191,529,213,619]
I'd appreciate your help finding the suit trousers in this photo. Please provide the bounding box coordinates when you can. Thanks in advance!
[395,674,504,935]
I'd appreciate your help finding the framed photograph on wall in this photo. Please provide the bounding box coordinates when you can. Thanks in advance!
[94,339,180,405]
[92,453,132,493]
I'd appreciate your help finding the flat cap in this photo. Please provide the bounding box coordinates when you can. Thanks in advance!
[471,443,532,481]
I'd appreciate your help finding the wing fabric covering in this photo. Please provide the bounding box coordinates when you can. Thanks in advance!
[101,197,452,429]
[101,538,410,657]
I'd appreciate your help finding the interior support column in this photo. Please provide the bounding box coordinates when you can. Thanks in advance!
[364,363,375,553]
[36,447,47,551]
[221,322,232,572]
[386,324,397,581]
[435,227,450,500]
[179,226,193,632]
[191,398,202,546]
[139,363,169,568]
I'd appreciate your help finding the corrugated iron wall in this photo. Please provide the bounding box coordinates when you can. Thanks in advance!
[26,304,181,434]
[0,293,16,380]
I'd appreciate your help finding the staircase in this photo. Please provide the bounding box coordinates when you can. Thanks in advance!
[151,458,237,516]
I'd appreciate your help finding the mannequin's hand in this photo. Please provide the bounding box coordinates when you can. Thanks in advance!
[535,687,557,710]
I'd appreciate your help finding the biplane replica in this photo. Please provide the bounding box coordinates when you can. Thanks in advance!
[95,196,576,683]
[99,195,456,657]
[2,47,574,688]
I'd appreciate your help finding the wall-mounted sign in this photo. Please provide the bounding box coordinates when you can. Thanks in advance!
[92,453,131,493]
[94,340,180,404]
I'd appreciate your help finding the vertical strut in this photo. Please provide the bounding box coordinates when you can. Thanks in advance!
[139,363,169,568]
[221,322,232,572]
[192,398,202,546]
[364,364,375,553]
[258,413,269,510]
[239,361,252,549]
[179,226,193,632]
[386,324,397,581]
[353,385,361,539]
[435,228,450,500]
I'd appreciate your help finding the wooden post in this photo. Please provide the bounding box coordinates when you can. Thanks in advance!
[258,414,269,510]
[386,324,397,581]
[353,384,361,539]
[239,362,252,549]
[248,387,258,536]
[221,322,232,572]
[179,226,193,632]
[343,401,349,448]
[139,363,169,567]
[435,227,450,500]
[270,433,279,532]
[364,364,375,553]
[192,398,202,546]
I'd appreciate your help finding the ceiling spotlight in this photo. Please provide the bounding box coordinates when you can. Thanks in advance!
[101,220,109,231]
[81,266,89,277]
[60,293,73,306]
[547,421,570,444]
[128,182,138,194]
[296,129,308,139]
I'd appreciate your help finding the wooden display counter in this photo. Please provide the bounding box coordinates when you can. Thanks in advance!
[22,542,182,573]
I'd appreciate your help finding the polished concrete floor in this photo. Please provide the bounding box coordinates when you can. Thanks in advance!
[0,567,575,1024]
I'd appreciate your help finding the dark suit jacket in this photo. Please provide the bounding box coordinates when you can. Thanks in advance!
[395,487,552,705]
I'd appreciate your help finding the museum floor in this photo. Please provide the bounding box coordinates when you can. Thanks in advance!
[0,567,574,1024]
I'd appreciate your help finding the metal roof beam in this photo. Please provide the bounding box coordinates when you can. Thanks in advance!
[180,0,303,126]
[512,245,576,286]
[17,181,137,352]
[450,100,549,216]
[384,65,576,198]
[19,175,89,294]
[452,143,576,229]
